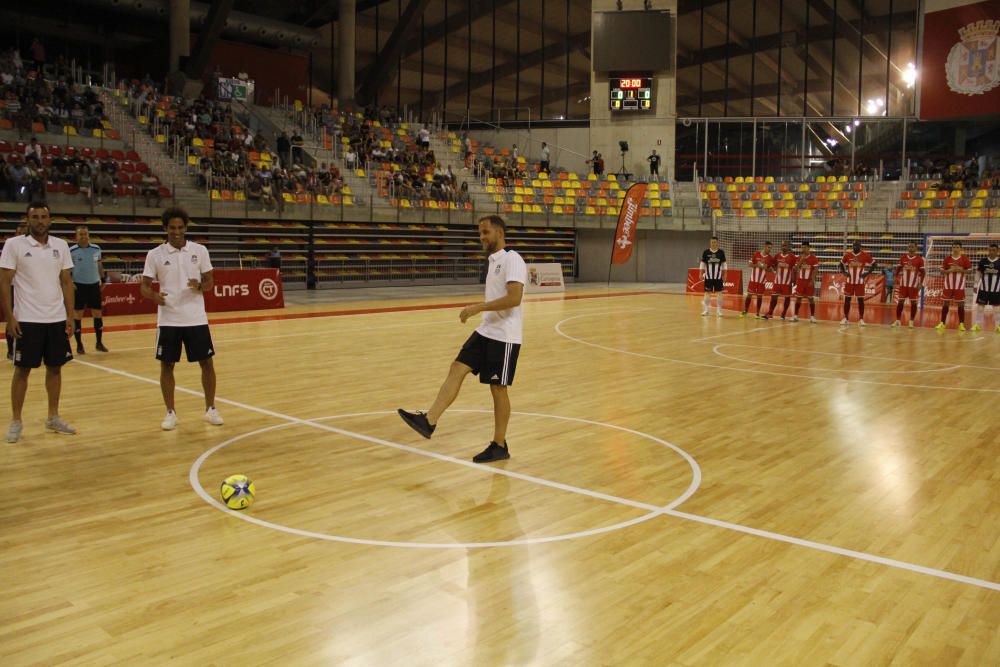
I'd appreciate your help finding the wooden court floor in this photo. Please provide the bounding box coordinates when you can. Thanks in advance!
[1,287,998,665]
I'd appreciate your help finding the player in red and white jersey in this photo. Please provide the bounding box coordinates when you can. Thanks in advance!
[763,241,796,320]
[936,240,972,331]
[839,240,876,326]
[793,241,819,323]
[741,240,774,319]
[892,241,925,328]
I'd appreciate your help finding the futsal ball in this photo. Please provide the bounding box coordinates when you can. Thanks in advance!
[220,474,256,510]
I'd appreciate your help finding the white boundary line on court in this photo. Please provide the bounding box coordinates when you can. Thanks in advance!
[554,312,1000,393]
[710,341,1000,373]
[71,357,1000,592]
[690,323,791,343]
[710,345,961,375]
[188,410,701,548]
[837,327,986,343]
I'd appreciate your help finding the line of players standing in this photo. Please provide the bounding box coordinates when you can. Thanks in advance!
[699,237,1000,331]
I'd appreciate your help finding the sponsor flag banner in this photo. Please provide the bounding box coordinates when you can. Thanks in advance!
[686,268,744,294]
[819,273,886,302]
[610,183,647,265]
[920,0,1000,119]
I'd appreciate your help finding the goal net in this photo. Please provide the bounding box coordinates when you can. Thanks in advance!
[923,233,1000,307]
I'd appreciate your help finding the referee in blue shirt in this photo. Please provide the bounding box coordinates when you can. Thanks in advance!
[69,225,108,353]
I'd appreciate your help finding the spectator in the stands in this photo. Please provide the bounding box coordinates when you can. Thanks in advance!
[345,147,357,171]
[276,131,291,167]
[458,181,470,205]
[94,169,115,205]
[141,171,161,208]
[25,137,43,167]
[78,164,93,203]
[418,125,431,149]
[290,129,304,165]
[7,159,28,201]
[30,37,45,66]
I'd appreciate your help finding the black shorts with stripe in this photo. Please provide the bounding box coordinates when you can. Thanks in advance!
[13,321,73,368]
[74,282,102,310]
[704,278,724,292]
[976,290,1000,306]
[155,325,215,363]
[456,331,520,386]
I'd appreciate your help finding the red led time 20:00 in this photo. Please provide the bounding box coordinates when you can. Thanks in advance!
[618,78,644,89]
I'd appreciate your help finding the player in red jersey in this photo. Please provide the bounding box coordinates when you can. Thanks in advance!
[936,240,972,331]
[741,240,774,319]
[839,240,876,326]
[793,241,819,323]
[763,241,796,320]
[892,241,925,328]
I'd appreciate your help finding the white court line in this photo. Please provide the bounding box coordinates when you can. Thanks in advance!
[664,510,1000,592]
[837,327,986,343]
[690,323,791,343]
[71,357,1000,591]
[189,411,701,548]
[708,342,956,365]
[713,341,1000,373]
[555,312,1000,394]
[101,303,654,353]
[70,359,699,515]
[710,345,961,375]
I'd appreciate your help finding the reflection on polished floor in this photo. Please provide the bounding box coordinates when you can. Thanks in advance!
[2,285,998,665]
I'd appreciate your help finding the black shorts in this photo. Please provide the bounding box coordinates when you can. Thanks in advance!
[74,282,102,310]
[976,290,1000,306]
[704,279,724,292]
[456,331,520,386]
[155,325,216,363]
[13,321,72,368]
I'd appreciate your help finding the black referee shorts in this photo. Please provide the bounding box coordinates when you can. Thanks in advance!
[976,290,1000,306]
[704,278,724,292]
[13,321,73,368]
[456,331,520,386]
[74,282,103,310]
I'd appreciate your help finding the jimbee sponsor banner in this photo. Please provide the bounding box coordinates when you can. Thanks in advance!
[93,269,285,316]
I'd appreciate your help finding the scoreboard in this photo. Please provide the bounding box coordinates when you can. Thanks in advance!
[610,77,653,111]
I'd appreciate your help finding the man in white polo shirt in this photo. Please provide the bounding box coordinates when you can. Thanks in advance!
[398,215,527,463]
[0,201,77,443]
[140,207,223,431]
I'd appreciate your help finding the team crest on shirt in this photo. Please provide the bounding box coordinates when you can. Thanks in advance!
[192,256,198,263]
[495,264,501,274]
[52,249,59,259]
[946,20,1000,96]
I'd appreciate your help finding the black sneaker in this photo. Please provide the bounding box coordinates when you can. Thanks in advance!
[473,441,510,463]
[76,344,85,354]
[761,314,771,320]
[397,409,435,439]
[95,343,109,352]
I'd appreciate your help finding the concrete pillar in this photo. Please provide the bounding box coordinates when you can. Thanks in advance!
[169,0,191,73]
[588,0,678,181]
[338,0,356,104]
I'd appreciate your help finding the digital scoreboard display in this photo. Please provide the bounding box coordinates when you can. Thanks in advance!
[610,77,653,111]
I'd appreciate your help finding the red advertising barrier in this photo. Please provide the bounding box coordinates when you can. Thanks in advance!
[686,269,744,294]
[97,269,285,316]
[819,273,886,302]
